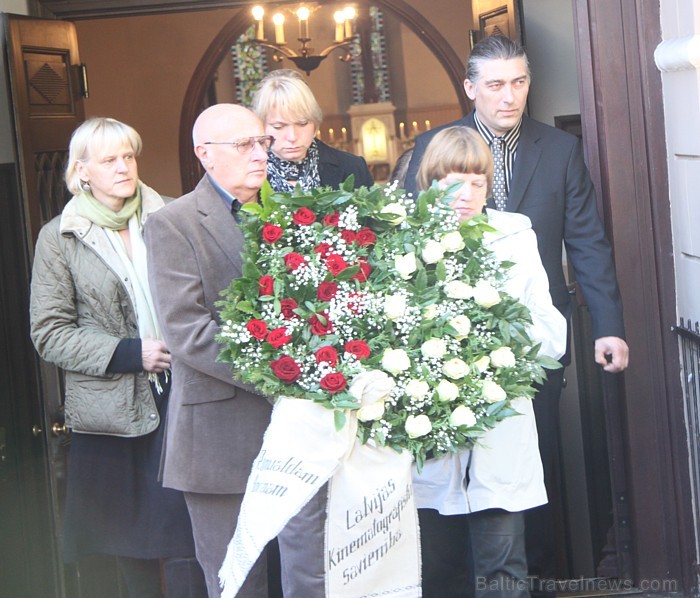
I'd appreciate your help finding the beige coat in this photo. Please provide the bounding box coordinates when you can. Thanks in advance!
[144,176,272,494]
[29,183,164,437]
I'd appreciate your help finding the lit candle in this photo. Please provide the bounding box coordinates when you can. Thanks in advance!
[273,13,285,44]
[412,121,419,135]
[297,6,310,40]
[334,11,345,43]
[252,6,265,41]
[343,6,355,39]
[329,128,335,142]
[341,127,348,143]
[399,122,405,139]
[425,119,431,131]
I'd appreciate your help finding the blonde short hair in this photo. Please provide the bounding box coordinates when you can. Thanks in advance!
[65,117,142,195]
[416,126,494,195]
[251,69,323,129]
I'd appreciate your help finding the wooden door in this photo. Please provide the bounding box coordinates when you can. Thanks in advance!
[2,13,124,596]
[471,0,523,46]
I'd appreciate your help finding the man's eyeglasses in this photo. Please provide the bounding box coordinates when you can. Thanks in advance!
[203,135,275,154]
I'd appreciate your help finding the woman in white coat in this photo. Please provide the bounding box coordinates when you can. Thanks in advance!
[414,126,567,597]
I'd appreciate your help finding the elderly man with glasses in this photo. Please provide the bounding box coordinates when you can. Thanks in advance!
[145,104,277,598]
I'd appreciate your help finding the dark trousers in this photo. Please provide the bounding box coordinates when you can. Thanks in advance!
[419,508,529,598]
[117,556,206,598]
[525,367,566,581]
[184,492,268,598]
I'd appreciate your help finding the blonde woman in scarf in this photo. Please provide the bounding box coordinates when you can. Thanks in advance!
[30,118,205,597]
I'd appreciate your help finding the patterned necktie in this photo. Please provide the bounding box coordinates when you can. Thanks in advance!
[491,137,508,211]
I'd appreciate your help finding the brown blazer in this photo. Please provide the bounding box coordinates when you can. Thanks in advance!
[145,175,272,494]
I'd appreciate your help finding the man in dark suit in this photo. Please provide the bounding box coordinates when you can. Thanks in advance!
[145,104,275,597]
[404,35,629,596]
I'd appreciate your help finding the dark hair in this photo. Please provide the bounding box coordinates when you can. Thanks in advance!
[466,35,530,82]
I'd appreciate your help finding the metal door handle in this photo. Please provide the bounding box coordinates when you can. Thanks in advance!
[51,422,68,437]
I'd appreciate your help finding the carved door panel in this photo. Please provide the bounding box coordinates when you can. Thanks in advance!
[471,0,523,46]
[3,13,124,596]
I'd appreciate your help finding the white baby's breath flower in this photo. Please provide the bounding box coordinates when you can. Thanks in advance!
[382,348,411,375]
[395,252,418,279]
[473,280,500,308]
[448,315,472,340]
[421,240,445,264]
[436,379,459,402]
[421,338,447,359]
[444,281,473,300]
[405,414,432,438]
[482,379,507,403]
[490,346,516,368]
[442,357,469,379]
[449,405,477,427]
[441,230,465,252]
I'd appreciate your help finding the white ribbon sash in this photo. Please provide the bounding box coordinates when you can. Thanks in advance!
[218,397,421,597]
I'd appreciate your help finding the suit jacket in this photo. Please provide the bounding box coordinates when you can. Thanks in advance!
[316,139,374,189]
[404,112,625,344]
[145,176,272,494]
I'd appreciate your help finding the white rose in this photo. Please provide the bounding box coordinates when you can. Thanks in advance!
[421,239,445,264]
[423,304,439,320]
[405,414,432,438]
[449,405,477,428]
[436,379,459,402]
[358,402,386,422]
[473,280,500,308]
[448,315,472,340]
[421,338,447,359]
[440,230,466,252]
[442,357,469,379]
[482,379,507,403]
[405,379,430,400]
[490,346,516,368]
[473,355,491,374]
[382,348,411,375]
[384,293,407,321]
[395,252,418,280]
[350,370,395,422]
[380,203,407,224]
[444,281,473,300]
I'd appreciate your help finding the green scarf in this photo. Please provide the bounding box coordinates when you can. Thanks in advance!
[73,187,142,230]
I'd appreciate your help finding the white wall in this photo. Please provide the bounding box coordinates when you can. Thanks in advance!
[521,0,580,125]
[0,0,29,164]
[655,1,700,321]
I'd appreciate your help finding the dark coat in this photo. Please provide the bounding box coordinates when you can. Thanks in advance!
[404,112,625,342]
[316,139,374,189]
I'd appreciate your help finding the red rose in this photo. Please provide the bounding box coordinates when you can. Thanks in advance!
[323,211,340,227]
[325,254,348,276]
[246,319,268,340]
[270,355,302,384]
[293,207,316,226]
[314,242,332,257]
[262,223,284,243]
[309,312,334,336]
[259,275,274,296]
[345,340,371,359]
[317,281,338,302]
[284,252,307,271]
[320,372,347,394]
[266,327,292,349]
[280,298,299,319]
[340,229,357,244]
[351,259,372,282]
[315,346,339,366]
[356,228,376,247]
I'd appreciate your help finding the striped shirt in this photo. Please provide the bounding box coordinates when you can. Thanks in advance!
[473,113,522,196]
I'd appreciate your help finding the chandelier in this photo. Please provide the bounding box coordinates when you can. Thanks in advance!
[250,4,358,75]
